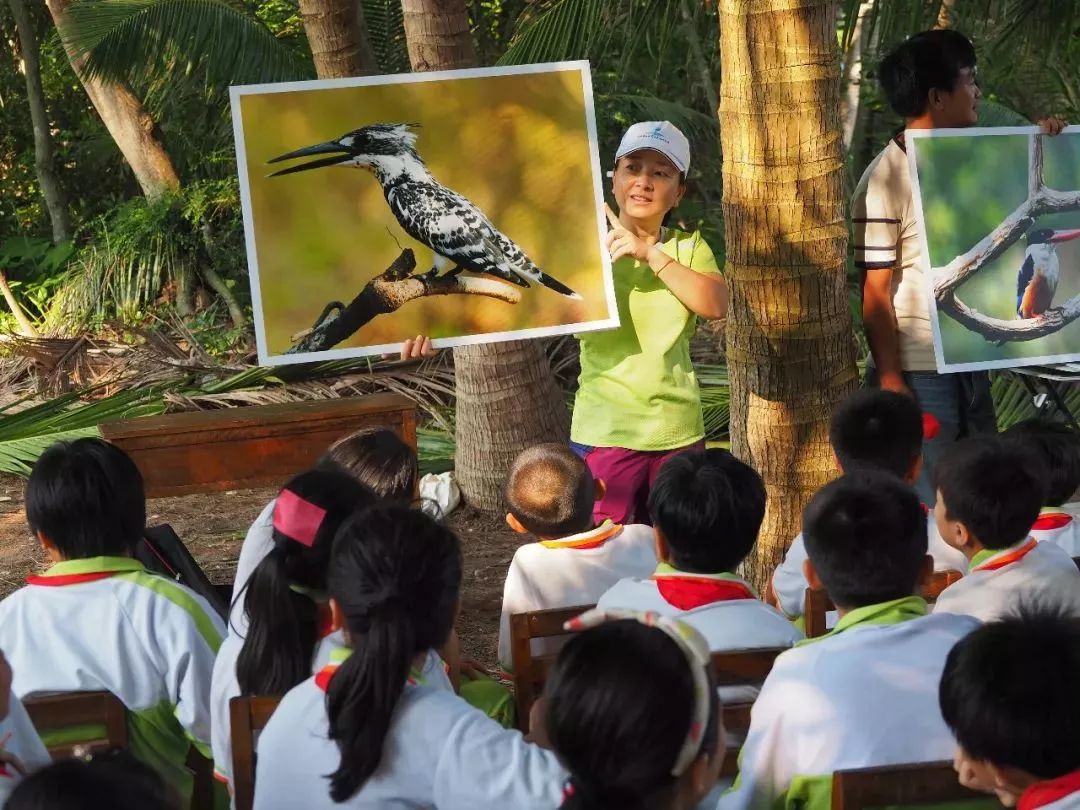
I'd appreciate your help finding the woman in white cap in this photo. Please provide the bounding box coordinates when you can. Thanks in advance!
[569,121,728,525]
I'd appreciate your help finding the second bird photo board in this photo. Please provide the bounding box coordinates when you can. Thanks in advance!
[231,61,618,365]
[908,125,1080,373]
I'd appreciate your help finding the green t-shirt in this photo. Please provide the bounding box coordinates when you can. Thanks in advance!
[571,228,720,451]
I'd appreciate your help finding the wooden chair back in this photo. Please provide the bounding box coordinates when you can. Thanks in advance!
[803,570,964,639]
[23,691,128,758]
[831,760,987,809]
[509,604,594,732]
[229,695,282,810]
[712,647,787,777]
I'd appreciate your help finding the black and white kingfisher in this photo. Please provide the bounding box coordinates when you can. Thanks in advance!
[267,123,582,300]
[1016,226,1080,319]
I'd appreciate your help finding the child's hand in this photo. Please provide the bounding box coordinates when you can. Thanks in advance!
[604,204,656,263]
[0,749,26,778]
[1038,116,1068,136]
[461,658,493,681]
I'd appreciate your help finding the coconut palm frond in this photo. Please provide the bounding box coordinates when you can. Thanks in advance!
[361,0,409,73]
[496,0,612,66]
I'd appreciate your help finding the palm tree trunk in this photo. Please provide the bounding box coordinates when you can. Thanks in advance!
[47,0,180,199]
[298,0,377,77]
[400,0,570,511]
[718,0,858,590]
[9,0,71,243]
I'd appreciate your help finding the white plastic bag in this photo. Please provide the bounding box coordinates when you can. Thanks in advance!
[419,471,461,518]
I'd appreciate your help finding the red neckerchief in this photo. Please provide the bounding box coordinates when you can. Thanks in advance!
[1019,770,1080,810]
[25,571,117,586]
[973,538,1039,573]
[651,571,755,610]
[314,663,338,692]
[1032,512,1074,531]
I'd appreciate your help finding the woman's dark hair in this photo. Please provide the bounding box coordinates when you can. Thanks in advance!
[545,621,721,809]
[318,426,417,502]
[6,748,180,810]
[325,505,462,802]
[235,467,375,695]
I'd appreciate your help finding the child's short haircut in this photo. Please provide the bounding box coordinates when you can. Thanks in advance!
[1003,419,1080,507]
[935,436,1045,550]
[26,437,145,559]
[878,29,977,118]
[939,606,1080,780]
[830,388,924,478]
[803,469,927,608]
[319,426,417,501]
[505,444,594,537]
[648,449,765,574]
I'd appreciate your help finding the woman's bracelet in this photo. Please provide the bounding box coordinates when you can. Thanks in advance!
[653,257,675,277]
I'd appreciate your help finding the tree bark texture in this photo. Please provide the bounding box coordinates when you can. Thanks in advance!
[718,0,859,590]
[299,0,377,78]
[401,0,570,511]
[9,0,71,242]
[47,0,180,199]
[401,0,476,72]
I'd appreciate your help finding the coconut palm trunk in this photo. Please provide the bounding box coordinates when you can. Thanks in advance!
[400,0,570,511]
[718,0,858,589]
[298,0,377,77]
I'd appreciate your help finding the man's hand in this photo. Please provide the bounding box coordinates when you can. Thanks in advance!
[1038,116,1068,136]
[878,372,914,400]
[397,334,435,361]
[604,204,655,263]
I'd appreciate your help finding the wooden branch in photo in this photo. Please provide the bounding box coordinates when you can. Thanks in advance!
[931,134,1080,343]
[286,248,522,355]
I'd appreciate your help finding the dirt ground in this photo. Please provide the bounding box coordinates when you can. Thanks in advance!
[0,476,520,668]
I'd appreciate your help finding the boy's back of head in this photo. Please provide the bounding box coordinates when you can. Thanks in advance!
[505,443,594,538]
[26,438,146,560]
[830,388,924,479]
[935,436,1045,550]
[878,29,976,118]
[803,469,927,609]
[940,605,1080,781]
[647,448,765,574]
[1002,419,1080,507]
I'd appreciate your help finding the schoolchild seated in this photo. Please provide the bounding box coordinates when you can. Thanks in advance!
[1002,419,1080,555]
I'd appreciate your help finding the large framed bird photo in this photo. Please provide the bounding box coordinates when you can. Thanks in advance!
[230,61,618,365]
[908,126,1080,373]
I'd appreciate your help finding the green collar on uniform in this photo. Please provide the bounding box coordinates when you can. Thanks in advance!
[42,556,145,577]
[797,595,927,646]
[969,547,997,569]
[327,646,427,684]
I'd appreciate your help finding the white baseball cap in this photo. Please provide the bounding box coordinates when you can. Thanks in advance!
[614,121,691,174]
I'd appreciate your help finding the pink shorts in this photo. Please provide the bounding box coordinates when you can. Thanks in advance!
[570,441,706,525]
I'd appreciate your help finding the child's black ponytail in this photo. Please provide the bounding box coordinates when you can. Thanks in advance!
[235,467,374,696]
[325,505,461,802]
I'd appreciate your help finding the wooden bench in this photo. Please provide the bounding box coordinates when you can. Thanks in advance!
[804,570,964,639]
[508,604,787,776]
[831,760,990,809]
[101,394,417,498]
[229,695,282,810]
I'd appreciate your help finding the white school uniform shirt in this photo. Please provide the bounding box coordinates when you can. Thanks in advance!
[718,598,979,810]
[0,691,51,805]
[771,512,969,620]
[933,537,1080,622]
[496,521,657,671]
[1031,508,1080,556]
[598,564,802,702]
[0,556,224,801]
[228,499,276,637]
[253,649,565,809]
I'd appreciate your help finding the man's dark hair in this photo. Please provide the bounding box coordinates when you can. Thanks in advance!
[505,444,595,538]
[830,389,923,479]
[1002,419,1080,507]
[26,438,146,559]
[935,436,1045,550]
[648,449,765,574]
[878,29,977,118]
[940,605,1080,780]
[803,469,927,609]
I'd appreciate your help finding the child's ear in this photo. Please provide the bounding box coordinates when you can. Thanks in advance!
[916,554,934,593]
[36,531,61,564]
[830,450,843,474]
[593,478,606,503]
[505,513,528,535]
[328,598,345,633]
[802,559,826,593]
[906,455,924,486]
[653,527,671,564]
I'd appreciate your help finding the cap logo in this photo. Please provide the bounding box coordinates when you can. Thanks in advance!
[647,125,669,143]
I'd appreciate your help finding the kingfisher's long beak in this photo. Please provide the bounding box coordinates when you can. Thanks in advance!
[267,141,352,177]
[1050,229,1080,244]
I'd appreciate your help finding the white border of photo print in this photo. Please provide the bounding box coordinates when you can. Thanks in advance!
[230,60,619,367]
[908,125,1080,374]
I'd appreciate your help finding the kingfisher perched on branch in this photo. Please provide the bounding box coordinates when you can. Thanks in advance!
[267,123,582,300]
[1016,226,1080,319]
